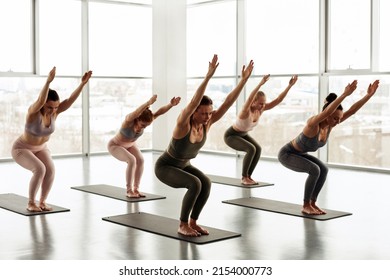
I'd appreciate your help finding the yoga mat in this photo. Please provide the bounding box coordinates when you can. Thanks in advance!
[208,174,274,188]
[0,193,70,216]
[223,197,352,220]
[102,212,241,244]
[71,184,166,202]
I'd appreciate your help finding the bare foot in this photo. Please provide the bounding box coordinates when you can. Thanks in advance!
[301,205,321,215]
[126,191,140,198]
[39,202,53,211]
[133,190,146,197]
[241,177,257,185]
[27,202,42,212]
[310,202,327,214]
[190,224,209,235]
[249,177,258,184]
[189,218,209,235]
[178,223,201,237]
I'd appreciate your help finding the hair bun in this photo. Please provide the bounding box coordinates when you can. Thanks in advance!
[325,93,337,104]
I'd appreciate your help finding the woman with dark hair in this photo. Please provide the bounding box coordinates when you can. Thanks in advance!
[155,55,254,237]
[278,79,380,215]
[224,74,298,185]
[12,66,93,212]
[108,94,180,198]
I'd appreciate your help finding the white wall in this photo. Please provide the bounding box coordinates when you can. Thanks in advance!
[152,0,187,151]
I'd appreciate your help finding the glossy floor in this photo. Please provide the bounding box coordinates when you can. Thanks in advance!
[1,152,390,260]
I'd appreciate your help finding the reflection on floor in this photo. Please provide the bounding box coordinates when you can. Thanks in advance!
[1,151,390,260]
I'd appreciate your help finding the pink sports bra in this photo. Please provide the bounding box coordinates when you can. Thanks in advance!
[234,116,259,132]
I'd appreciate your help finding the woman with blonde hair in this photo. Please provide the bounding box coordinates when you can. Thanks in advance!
[224,74,298,185]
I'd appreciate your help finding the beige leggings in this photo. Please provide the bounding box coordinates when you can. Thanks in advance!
[11,137,55,204]
[107,137,144,192]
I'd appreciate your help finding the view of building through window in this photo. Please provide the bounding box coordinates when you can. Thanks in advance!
[1,0,390,171]
[89,78,153,152]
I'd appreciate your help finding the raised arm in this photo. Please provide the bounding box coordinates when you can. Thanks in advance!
[238,74,270,119]
[57,70,93,114]
[210,60,254,125]
[175,54,219,131]
[341,79,380,123]
[28,66,56,115]
[125,94,157,123]
[264,75,298,110]
[307,80,358,128]
[153,96,181,119]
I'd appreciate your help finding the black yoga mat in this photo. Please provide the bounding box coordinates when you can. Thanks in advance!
[223,197,352,220]
[71,184,166,202]
[207,174,274,188]
[102,212,241,244]
[0,193,70,216]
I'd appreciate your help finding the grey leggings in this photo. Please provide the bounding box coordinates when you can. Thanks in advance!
[278,142,328,202]
[154,152,211,223]
[224,126,261,177]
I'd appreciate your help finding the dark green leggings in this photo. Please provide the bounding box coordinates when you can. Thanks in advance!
[155,152,211,223]
[224,126,261,177]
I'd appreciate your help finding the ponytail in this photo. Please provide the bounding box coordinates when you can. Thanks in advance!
[322,93,343,111]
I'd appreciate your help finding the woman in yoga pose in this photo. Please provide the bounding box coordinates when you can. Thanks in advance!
[155,55,254,237]
[278,79,380,215]
[224,74,298,185]
[12,66,92,212]
[108,94,180,198]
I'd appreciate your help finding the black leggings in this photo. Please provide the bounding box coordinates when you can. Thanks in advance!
[154,152,211,223]
[278,142,328,202]
[224,126,261,177]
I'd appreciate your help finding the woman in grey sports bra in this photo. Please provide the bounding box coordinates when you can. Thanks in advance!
[224,74,298,185]
[11,67,92,212]
[278,79,379,215]
[155,55,254,237]
[107,94,180,198]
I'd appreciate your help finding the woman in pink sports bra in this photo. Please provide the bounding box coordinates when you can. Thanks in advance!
[11,66,92,212]
[224,74,298,185]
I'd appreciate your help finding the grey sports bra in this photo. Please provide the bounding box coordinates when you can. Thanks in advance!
[119,121,143,141]
[25,114,55,137]
[294,129,330,152]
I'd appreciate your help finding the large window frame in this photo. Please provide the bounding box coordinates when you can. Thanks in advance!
[1,0,390,172]
[186,0,390,172]
[0,0,153,160]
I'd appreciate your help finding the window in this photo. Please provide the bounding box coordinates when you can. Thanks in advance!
[38,0,82,76]
[328,75,390,169]
[328,0,371,70]
[379,0,390,71]
[187,1,237,152]
[89,78,153,153]
[187,1,237,77]
[89,2,152,77]
[0,0,33,73]
[0,77,83,157]
[246,0,319,75]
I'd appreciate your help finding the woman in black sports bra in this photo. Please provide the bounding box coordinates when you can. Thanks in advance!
[278,79,379,215]
[155,55,254,237]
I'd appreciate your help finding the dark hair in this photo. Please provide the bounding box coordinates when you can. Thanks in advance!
[198,95,213,108]
[137,108,154,123]
[322,93,343,111]
[47,89,60,102]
